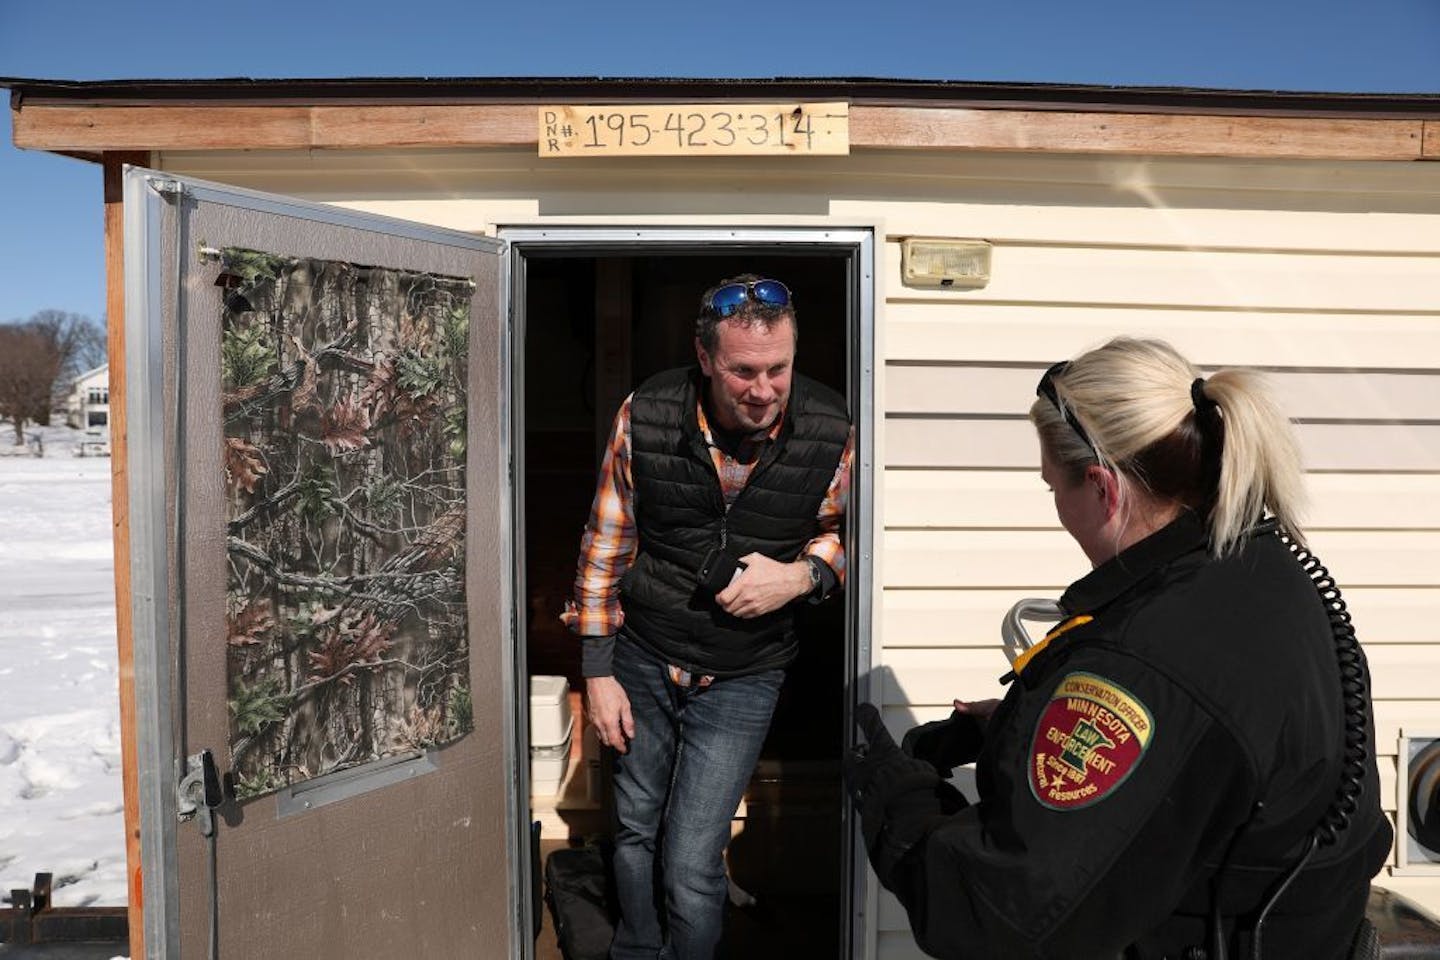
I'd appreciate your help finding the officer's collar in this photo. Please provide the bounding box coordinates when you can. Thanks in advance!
[1058,510,1209,617]
[1059,513,1282,617]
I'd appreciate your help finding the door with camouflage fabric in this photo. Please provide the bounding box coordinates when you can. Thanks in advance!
[124,168,518,959]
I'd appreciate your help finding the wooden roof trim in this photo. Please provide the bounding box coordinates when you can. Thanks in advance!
[860,106,1426,160]
[12,101,1431,161]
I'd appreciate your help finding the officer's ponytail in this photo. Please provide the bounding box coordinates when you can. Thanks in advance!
[1029,337,1307,556]
[1195,367,1306,554]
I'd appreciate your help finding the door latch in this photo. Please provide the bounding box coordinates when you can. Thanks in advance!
[177,749,224,836]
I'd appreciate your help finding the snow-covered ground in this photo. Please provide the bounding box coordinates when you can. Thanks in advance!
[0,423,127,908]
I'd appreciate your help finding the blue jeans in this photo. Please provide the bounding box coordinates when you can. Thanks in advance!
[609,638,784,960]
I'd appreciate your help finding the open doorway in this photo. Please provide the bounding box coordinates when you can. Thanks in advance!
[511,232,870,959]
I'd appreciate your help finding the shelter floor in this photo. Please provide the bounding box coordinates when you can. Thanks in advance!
[536,839,837,960]
[0,943,125,959]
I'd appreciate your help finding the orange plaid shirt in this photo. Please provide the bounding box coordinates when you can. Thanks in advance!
[561,393,853,643]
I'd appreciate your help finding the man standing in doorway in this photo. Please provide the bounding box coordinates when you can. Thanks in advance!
[562,274,853,960]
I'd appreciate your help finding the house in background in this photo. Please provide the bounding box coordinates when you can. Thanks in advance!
[65,364,111,455]
[66,364,111,431]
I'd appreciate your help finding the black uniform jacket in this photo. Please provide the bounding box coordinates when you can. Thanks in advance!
[877,513,1392,960]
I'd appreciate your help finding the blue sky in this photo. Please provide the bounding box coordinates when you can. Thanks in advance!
[2,0,1438,326]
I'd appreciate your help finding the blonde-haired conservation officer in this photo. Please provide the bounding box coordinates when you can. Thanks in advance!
[846,338,1390,959]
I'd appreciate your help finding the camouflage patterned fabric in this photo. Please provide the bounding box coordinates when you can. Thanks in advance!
[219,247,473,800]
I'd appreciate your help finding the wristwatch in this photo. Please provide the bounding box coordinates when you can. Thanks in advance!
[804,555,824,597]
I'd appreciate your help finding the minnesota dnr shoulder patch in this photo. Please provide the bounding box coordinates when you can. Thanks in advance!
[1029,672,1154,810]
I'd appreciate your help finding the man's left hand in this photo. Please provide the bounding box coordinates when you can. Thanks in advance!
[715,553,810,618]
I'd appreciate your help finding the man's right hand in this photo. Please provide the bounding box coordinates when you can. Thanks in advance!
[584,676,635,754]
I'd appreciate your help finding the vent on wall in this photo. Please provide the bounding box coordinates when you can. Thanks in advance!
[1396,731,1440,875]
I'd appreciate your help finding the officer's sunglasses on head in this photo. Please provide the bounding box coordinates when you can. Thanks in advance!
[704,279,792,318]
[1037,360,1098,457]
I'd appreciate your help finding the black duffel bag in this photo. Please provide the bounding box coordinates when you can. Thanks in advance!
[544,844,618,960]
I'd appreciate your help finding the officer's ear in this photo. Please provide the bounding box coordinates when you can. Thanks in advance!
[1083,464,1122,522]
[695,337,715,377]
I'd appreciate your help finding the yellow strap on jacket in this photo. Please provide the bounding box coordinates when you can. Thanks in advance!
[1009,615,1094,678]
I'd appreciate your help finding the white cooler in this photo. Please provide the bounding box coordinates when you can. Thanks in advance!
[530,675,573,796]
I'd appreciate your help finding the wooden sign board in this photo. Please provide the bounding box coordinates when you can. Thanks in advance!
[539,102,849,157]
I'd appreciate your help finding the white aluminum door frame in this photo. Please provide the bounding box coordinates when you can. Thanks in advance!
[500,225,878,960]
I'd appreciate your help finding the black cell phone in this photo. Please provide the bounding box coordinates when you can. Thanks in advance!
[698,547,747,595]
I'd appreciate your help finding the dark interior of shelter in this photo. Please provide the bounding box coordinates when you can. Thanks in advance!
[522,251,851,957]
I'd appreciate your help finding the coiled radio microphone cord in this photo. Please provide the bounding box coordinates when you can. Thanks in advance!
[1245,532,1371,960]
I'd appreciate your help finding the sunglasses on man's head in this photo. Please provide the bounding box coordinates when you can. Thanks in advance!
[704,279,792,318]
[1037,361,1097,457]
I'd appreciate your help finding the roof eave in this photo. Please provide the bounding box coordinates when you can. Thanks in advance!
[5,75,1440,119]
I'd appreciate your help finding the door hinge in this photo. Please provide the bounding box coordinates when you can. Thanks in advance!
[146,177,185,201]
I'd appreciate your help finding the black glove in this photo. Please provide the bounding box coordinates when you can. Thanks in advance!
[901,709,986,777]
[844,703,929,802]
[845,703,967,887]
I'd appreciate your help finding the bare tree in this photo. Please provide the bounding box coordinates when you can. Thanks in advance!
[30,311,106,424]
[0,324,58,445]
[0,312,105,443]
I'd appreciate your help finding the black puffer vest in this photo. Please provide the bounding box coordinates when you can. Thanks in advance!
[620,366,849,677]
